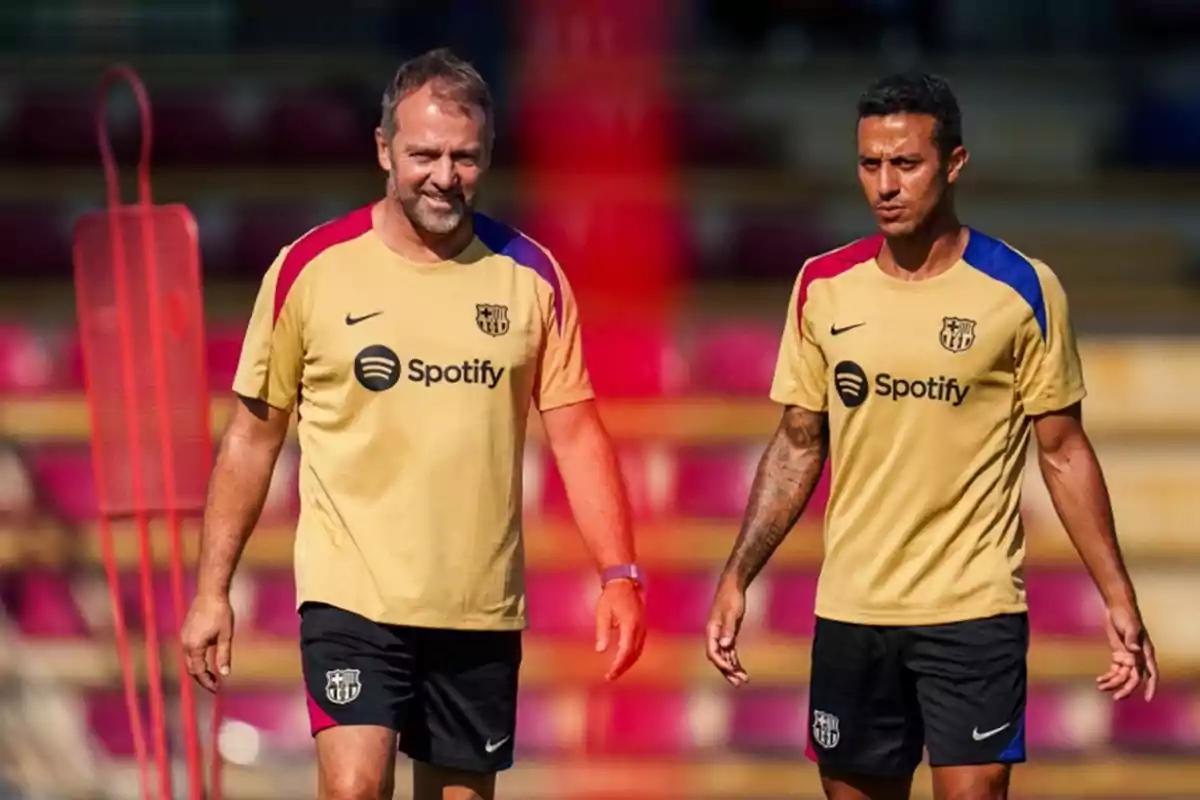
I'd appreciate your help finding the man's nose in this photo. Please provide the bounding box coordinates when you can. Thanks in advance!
[430,156,457,190]
[877,165,900,198]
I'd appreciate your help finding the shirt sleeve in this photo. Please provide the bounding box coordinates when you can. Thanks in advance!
[533,254,595,412]
[769,262,828,412]
[231,248,305,411]
[1014,260,1087,416]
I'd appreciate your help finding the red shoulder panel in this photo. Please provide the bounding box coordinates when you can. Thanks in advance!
[273,205,374,324]
[797,235,884,319]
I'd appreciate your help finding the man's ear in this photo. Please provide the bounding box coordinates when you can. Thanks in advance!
[945,144,969,186]
[374,127,391,173]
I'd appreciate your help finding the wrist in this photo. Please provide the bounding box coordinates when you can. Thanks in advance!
[600,563,643,589]
[718,570,746,594]
[1099,579,1137,611]
[195,579,231,603]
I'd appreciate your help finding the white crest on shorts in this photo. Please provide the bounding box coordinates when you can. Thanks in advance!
[812,709,840,749]
[325,669,361,705]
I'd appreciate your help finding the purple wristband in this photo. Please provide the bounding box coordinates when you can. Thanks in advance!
[601,564,643,587]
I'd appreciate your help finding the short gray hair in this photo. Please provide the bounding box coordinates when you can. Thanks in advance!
[380,48,493,146]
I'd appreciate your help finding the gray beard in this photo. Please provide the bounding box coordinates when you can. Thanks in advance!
[390,172,467,236]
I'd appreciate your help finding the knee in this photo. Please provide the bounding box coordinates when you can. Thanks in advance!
[322,771,391,800]
[941,790,1006,800]
[937,769,1009,800]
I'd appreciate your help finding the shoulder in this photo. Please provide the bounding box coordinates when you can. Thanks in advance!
[277,205,375,277]
[472,212,564,288]
[269,206,374,316]
[794,234,885,312]
[961,229,1063,335]
[472,213,571,330]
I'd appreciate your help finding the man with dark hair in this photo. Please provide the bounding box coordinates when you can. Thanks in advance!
[706,71,1158,800]
[181,48,646,800]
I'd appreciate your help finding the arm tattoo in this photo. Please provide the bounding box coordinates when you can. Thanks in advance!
[722,406,829,589]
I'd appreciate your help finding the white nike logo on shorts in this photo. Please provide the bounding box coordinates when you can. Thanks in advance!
[485,736,510,753]
[972,723,1011,741]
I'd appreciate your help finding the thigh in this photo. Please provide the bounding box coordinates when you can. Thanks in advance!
[300,602,417,735]
[808,617,924,779]
[316,726,397,800]
[401,627,522,775]
[909,613,1028,769]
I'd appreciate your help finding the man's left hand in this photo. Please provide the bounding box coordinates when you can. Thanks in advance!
[1098,603,1158,701]
[595,579,646,681]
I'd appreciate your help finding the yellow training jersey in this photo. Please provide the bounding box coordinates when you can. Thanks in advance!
[770,230,1086,626]
[233,205,594,630]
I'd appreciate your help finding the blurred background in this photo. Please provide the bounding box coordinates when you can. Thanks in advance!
[0,1,1198,798]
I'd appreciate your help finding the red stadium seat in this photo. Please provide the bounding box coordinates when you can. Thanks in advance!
[1026,570,1107,636]
[538,444,671,520]
[264,91,367,164]
[688,322,780,396]
[671,446,759,518]
[525,572,596,636]
[190,202,240,279]
[0,203,73,277]
[220,690,312,760]
[725,209,829,280]
[152,87,265,166]
[580,322,683,398]
[232,205,329,276]
[28,446,97,522]
[86,690,150,757]
[727,689,808,754]
[114,570,194,637]
[0,324,77,394]
[25,438,288,526]
[765,572,819,636]
[677,100,780,167]
[514,690,578,757]
[13,89,127,163]
[586,688,707,755]
[205,322,251,392]
[643,571,721,635]
[246,570,299,637]
[1110,687,1200,751]
[1024,686,1112,754]
[11,570,90,637]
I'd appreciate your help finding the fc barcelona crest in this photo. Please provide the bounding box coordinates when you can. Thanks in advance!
[476,303,510,337]
[939,316,976,353]
[812,709,840,749]
[325,669,361,705]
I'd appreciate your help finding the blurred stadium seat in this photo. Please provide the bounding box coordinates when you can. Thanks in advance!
[0,3,1198,798]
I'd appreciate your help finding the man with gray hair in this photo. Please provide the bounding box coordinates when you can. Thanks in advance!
[181,48,647,800]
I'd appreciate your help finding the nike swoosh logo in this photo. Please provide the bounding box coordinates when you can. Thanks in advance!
[345,312,383,325]
[830,322,866,336]
[972,723,1011,741]
[484,735,510,753]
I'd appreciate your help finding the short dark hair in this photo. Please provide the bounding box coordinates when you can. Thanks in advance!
[857,72,962,156]
[380,48,493,145]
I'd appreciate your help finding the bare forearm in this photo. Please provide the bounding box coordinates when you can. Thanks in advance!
[722,406,828,590]
[196,425,282,599]
[1040,437,1136,608]
[544,404,636,571]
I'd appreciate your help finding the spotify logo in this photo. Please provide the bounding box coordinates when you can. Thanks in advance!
[354,345,401,391]
[833,361,869,408]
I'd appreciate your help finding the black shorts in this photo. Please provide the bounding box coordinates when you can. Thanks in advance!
[300,602,522,773]
[807,613,1028,776]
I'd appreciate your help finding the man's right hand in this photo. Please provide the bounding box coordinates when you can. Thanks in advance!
[181,594,235,693]
[705,577,749,687]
